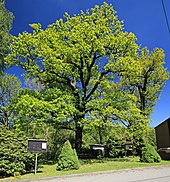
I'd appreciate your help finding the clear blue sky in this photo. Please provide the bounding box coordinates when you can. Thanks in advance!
[5,0,170,127]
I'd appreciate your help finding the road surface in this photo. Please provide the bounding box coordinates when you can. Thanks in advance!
[18,165,170,182]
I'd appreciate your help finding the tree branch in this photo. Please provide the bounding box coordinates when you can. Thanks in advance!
[85,69,110,101]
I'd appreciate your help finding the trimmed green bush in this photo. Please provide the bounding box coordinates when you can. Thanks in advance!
[140,144,161,163]
[0,126,34,177]
[56,140,80,171]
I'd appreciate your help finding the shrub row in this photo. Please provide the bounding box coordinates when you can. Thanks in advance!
[0,126,34,177]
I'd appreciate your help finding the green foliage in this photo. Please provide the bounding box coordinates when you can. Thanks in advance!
[44,128,75,162]
[147,127,157,148]
[14,171,21,179]
[140,144,161,163]
[106,125,126,158]
[8,90,52,137]
[0,0,13,73]
[82,122,112,148]
[6,2,140,151]
[107,138,125,158]
[136,48,169,116]
[56,140,80,171]
[0,74,21,127]
[5,2,169,152]
[8,87,77,138]
[128,125,157,157]
[122,47,169,117]
[0,125,34,177]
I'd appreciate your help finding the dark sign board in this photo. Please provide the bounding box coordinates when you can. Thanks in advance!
[27,139,47,153]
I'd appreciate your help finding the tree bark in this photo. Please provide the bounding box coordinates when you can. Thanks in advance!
[75,125,83,153]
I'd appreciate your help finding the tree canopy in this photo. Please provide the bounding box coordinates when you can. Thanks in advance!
[121,47,169,117]
[6,2,169,152]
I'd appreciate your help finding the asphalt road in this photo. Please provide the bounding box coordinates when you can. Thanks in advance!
[17,165,170,182]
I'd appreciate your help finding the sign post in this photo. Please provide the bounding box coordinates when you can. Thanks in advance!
[27,139,47,175]
[35,153,38,175]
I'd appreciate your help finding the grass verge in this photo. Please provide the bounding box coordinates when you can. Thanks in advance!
[1,157,170,181]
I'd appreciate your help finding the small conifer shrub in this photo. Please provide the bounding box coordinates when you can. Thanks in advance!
[56,140,80,171]
[140,144,161,163]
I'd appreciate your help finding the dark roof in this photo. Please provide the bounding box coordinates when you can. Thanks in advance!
[155,117,170,129]
[123,141,133,145]
[90,144,106,147]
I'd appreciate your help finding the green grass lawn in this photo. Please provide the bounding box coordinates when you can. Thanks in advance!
[1,157,170,181]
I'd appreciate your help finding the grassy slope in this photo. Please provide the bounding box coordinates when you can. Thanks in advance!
[1,157,170,181]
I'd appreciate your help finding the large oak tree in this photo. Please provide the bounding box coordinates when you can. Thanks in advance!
[6,3,168,151]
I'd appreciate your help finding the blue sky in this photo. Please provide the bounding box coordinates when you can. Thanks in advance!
[5,0,170,127]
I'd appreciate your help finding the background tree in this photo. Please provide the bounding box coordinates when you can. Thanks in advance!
[0,1,15,127]
[6,3,140,152]
[8,89,52,136]
[0,0,13,74]
[147,127,157,148]
[83,119,112,147]
[106,124,128,158]
[24,77,44,91]
[45,128,75,161]
[0,74,21,127]
[8,87,76,161]
[120,47,169,156]
[128,48,169,117]
[8,87,77,136]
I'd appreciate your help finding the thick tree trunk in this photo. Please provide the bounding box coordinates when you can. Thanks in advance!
[75,126,83,153]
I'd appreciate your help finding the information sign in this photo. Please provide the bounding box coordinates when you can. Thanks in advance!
[27,139,47,153]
